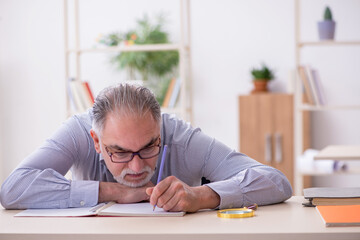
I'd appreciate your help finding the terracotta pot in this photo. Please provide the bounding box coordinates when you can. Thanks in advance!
[251,80,269,94]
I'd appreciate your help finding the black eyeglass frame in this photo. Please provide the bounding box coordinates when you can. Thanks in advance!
[104,139,162,163]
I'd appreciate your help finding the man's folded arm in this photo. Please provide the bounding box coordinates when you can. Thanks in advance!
[183,129,292,210]
[0,167,99,209]
[206,165,293,209]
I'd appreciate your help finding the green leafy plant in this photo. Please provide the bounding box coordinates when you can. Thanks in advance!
[98,14,179,81]
[323,6,333,21]
[251,64,274,81]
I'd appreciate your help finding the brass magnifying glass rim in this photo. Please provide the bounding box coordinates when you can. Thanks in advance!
[217,208,255,218]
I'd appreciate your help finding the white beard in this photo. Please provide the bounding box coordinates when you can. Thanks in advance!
[114,166,154,188]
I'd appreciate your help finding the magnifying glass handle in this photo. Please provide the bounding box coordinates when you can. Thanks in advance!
[246,203,258,211]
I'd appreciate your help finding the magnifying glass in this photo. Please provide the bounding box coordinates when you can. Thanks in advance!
[217,204,257,218]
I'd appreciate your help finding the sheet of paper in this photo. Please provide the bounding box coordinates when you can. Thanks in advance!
[99,202,185,217]
[14,203,105,217]
[14,202,185,217]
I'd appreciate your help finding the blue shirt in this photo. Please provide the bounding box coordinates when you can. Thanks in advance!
[0,111,292,209]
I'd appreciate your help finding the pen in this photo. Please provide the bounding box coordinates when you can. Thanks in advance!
[89,202,107,213]
[245,203,258,211]
[153,144,168,211]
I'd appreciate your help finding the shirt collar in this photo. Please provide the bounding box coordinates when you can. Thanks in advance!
[99,152,105,162]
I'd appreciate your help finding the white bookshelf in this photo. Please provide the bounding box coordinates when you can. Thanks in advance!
[63,0,193,122]
[300,168,360,176]
[314,145,360,161]
[67,44,182,53]
[297,40,360,47]
[299,104,360,111]
[294,0,360,194]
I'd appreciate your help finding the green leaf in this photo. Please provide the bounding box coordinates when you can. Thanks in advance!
[251,64,274,81]
[324,6,333,21]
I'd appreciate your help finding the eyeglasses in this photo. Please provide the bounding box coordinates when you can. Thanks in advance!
[104,139,161,163]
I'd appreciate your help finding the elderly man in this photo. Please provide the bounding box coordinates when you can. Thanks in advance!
[0,83,292,211]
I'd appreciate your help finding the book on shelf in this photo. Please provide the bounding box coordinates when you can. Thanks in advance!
[162,77,182,108]
[297,65,326,106]
[68,78,94,113]
[303,187,360,207]
[162,78,176,108]
[316,205,360,227]
[82,81,95,104]
[67,79,77,112]
[311,69,327,105]
[168,78,181,108]
[304,65,320,105]
[297,66,315,105]
[69,79,86,113]
[15,202,185,217]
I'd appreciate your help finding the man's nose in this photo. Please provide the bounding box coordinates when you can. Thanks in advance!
[127,154,144,172]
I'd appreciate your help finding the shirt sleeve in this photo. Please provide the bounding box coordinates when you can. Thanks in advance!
[0,114,99,209]
[183,127,293,209]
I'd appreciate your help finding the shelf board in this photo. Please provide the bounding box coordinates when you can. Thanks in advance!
[299,104,360,111]
[314,145,360,161]
[300,168,360,176]
[298,40,360,47]
[67,43,181,54]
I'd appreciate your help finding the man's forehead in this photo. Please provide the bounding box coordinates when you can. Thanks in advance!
[100,112,160,151]
[104,111,159,126]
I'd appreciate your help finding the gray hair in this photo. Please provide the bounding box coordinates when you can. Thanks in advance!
[92,83,161,135]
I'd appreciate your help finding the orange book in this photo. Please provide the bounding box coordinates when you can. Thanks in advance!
[316,205,360,227]
[82,81,95,103]
[162,78,176,108]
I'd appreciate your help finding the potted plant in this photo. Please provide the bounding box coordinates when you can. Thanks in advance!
[98,14,179,104]
[98,15,179,81]
[250,64,274,93]
[318,6,336,41]
[98,14,179,105]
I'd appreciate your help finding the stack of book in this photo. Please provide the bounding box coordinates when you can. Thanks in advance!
[68,78,95,113]
[162,78,181,108]
[297,65,327,106]
[304,187,360,206]
[303,187,360,227]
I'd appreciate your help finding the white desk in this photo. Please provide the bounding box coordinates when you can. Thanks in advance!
[0,196,359,240]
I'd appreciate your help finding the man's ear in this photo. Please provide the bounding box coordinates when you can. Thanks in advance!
[90,129,101,153]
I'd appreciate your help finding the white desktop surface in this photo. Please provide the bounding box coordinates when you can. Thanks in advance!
[0,196,359,240]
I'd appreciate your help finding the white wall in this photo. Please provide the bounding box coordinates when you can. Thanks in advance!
[0,0,66,181]
[0,0,359,185]
[191,0,294,149]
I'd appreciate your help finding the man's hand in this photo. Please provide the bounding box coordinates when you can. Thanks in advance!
[99,181,154,204]
[145,176,220,212]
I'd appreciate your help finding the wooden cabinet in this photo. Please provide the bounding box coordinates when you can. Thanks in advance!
[239,94,294,187]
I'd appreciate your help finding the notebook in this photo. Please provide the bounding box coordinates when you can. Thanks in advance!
[316,205,360,227]
[15,202,185,217]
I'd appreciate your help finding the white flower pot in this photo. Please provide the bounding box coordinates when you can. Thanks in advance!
[317,20,336,40]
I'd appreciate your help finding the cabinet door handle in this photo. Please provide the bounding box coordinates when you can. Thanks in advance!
[275,133,282,163]
[265,133,272,163]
